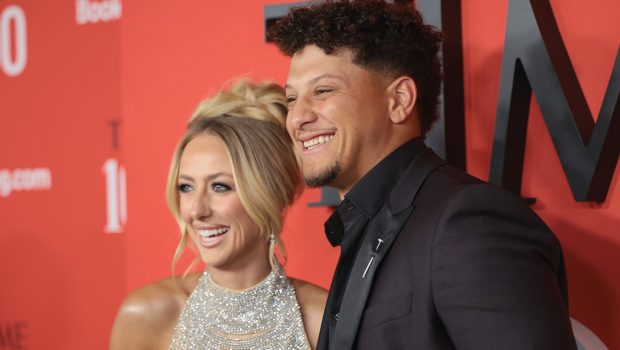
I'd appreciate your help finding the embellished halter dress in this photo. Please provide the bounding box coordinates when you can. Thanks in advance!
[169,267,311,349]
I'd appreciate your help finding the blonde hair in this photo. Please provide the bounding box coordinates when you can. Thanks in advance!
[167,80,301,273]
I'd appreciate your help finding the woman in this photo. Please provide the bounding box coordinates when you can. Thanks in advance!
[110,80,327,349]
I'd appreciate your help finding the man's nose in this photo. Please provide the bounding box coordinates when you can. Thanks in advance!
[287,96,318,131]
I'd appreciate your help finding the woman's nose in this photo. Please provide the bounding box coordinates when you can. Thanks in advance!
[190,193,212,220]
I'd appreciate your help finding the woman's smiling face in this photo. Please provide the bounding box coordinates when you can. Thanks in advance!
[177,133,266,272]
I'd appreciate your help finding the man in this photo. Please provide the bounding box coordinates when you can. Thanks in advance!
[269,1,577,349]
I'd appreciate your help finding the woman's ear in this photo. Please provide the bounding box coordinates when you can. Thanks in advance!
[388,76,417,124]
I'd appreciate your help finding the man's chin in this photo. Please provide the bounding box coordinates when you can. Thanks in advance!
[303,162,340,188]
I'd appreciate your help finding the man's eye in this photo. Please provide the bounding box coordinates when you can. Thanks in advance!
[212,183,231,192]
[178,184,192,193]
[286,96,297,104]
[315,88,333,95]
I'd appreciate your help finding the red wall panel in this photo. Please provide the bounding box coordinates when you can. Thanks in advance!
[0,0,617,348]
[0,0,125,348]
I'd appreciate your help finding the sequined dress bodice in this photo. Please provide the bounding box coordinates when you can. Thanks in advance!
[169,268,311,349]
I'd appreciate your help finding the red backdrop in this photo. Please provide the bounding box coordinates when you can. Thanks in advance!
[0,0,618,349]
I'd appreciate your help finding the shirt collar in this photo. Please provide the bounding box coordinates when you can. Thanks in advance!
[345,137,427,217]
[324,137,427,246]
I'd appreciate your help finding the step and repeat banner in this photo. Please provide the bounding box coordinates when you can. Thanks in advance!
[0,0,618,349]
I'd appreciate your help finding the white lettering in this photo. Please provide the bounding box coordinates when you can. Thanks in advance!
[0,170,10,197]
[103,159,127,233]
[12,169,24,191]
[76,0,122,25]
[0,5,27,77]
[0,168,52,198]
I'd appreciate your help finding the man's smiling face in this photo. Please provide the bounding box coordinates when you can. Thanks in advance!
[285,45,394,195]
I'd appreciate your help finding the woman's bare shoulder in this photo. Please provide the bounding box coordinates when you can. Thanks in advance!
[290,278,328,350]
[291,278,328,308]
[117,274,198,318]
[109,273,201,350]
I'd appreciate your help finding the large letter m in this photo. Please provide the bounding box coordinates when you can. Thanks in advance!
[490,0,620,202]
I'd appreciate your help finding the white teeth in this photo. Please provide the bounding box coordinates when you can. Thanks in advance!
[303,134,334,149]
[197,227,229,238]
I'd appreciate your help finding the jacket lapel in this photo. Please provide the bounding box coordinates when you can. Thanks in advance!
[329,148,445,349]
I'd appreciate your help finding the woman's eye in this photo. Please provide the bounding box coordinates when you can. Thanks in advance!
[178,184,192,193]
[212,183,231,193]
[286,96,297,104]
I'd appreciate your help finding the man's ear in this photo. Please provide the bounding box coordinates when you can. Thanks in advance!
[388,76,417,124]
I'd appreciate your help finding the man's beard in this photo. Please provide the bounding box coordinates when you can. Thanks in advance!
[304,161,341,188]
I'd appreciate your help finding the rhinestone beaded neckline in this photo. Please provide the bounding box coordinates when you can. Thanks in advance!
[169,267,311,349]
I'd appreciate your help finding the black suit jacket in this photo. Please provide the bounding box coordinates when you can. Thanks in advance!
[318,147,577,349]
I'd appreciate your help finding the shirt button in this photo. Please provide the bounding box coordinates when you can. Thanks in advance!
[334,313,340,321]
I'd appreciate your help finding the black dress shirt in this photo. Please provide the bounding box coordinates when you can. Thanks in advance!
[321,137,427,347]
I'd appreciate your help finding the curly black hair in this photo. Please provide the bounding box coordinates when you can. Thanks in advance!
[268,0,443,134]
